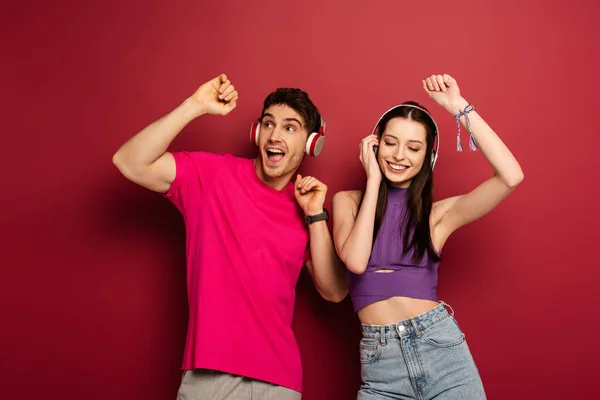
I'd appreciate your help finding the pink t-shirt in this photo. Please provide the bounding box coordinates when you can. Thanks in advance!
[164,151,309,393]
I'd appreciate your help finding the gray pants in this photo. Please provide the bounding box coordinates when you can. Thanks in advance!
[177,369,301,400]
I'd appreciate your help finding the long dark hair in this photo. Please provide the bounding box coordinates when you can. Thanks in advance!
[360,101,441,263]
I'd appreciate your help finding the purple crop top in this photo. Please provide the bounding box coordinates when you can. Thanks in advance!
[348,186,441,313]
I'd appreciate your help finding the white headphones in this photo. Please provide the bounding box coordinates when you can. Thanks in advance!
[371,103,440,169]
[250,115,326,157]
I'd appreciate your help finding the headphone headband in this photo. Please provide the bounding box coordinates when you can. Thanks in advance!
[371,103,440,169]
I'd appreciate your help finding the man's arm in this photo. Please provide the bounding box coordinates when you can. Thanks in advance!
[305,223,349,303]
[112,73,239,193]
[295,175,348,303]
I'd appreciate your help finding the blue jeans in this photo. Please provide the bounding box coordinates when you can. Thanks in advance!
[358,302,486,399]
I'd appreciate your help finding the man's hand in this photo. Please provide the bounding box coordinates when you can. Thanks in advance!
[294,174,327,216]
[190,73,239,116]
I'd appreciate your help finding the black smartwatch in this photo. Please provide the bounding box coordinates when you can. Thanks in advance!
[305,208,329,225]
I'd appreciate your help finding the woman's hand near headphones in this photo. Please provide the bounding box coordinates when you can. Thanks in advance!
[422,74,469,115]
[359,135,382,184]
[189,73,239,116]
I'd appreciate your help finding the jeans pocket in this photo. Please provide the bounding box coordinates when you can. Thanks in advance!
[359,338,382,364]
[421,316,466,348]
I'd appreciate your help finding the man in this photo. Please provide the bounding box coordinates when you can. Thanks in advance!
[112,73,348,399]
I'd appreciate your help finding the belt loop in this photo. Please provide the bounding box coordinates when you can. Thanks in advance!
[442,301,455,316]
[380,326,386,345]
[410,319,421,336]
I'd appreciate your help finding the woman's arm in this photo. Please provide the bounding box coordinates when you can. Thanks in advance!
[425,74,524,244]
[333,135,382,274]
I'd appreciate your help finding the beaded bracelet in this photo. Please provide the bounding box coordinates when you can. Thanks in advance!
[455,104,477,152]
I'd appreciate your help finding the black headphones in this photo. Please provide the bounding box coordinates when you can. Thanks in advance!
[371,103,440,169]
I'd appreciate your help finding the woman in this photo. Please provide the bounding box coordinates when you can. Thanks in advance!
[332,73,523,399]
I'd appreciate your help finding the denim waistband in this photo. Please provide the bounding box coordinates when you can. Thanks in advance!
[360,301,455,341]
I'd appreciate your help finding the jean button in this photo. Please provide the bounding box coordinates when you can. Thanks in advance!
[398,325,406,332]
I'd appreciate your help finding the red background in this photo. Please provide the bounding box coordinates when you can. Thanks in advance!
[2,0,599,399]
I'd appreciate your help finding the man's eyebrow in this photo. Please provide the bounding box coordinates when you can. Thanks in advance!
[283,117,303,127]
[260,114,304,128]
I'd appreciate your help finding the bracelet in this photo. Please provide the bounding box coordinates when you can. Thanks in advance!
[455,104,478,152]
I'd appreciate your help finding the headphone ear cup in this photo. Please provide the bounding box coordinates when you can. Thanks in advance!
[250,122,260,146]
[306,132,325,157]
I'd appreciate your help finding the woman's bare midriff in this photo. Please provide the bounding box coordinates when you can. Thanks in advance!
[357,295,440,325]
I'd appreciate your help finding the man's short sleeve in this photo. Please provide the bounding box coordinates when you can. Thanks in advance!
[163,151,225,215]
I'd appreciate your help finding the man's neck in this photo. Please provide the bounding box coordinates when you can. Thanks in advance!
[254,158,294,191]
